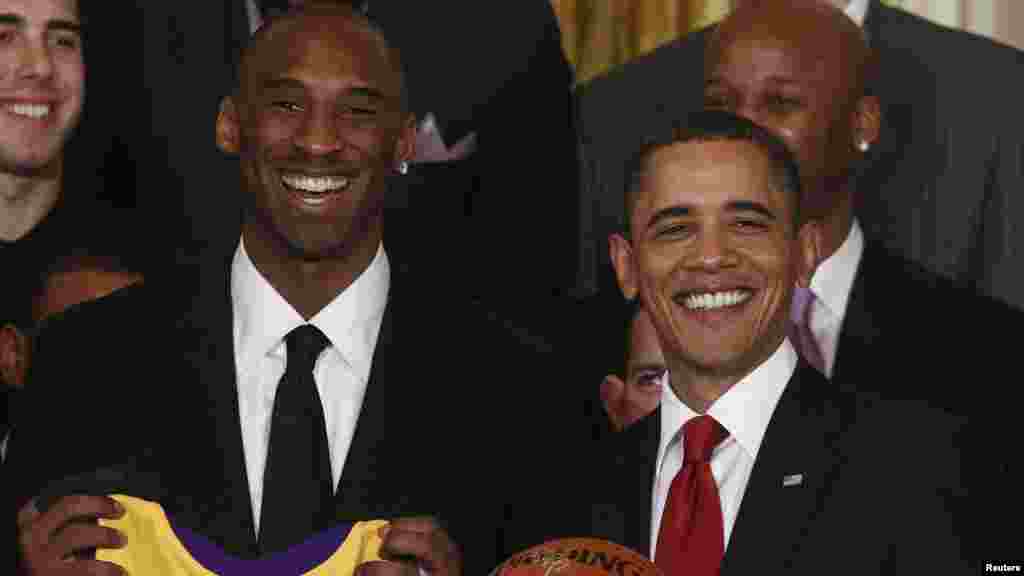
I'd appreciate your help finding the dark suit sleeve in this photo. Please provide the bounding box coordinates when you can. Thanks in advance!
[975,74,1024,308]
[467,1,580,294]
[435,295,607,571]
[368,2,579,295]
[862,6,1024,310]
[574,31,709,295]
[4,286,153,512]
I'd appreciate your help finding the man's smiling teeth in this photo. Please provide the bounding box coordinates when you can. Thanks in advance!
[281,174,349,194]
[6,103,50,119]
[683,290,751,311]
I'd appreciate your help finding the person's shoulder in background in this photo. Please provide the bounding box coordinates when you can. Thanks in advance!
[4,280,161,507]
[874,2,1024,69]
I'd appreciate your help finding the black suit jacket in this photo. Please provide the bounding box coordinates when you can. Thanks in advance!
[5,233,592,573]
[579,362,993,574]
[830,244,1022,540]
[575,0,1024,309]
[833,242,1023,413]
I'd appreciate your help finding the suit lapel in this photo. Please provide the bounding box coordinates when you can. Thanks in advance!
[864,0,883,46]
[332,292,396,519]
[831,245,882,385]
[721,364,849,575]
[174,248,259,557]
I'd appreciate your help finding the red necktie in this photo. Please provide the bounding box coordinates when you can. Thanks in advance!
[655,415,729,576]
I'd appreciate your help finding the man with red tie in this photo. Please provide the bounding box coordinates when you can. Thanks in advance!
[582,109,990,574]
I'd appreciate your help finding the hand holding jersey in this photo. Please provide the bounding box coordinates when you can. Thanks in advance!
[19,493,460,576]
[14,4,468,574]
[16,495,127,576]
[94,495,388,575]
[362,518,463,576]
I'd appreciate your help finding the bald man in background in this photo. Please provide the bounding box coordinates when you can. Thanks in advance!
[574,0,1024,311]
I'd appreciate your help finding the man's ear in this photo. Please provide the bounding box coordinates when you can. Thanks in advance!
[795,219,822,288]
[0,323,29,389]
[216,96,241,154]
[853,95,881,151]
[609,233,639,300]
[394,113,417,168]
[600,375,627,431]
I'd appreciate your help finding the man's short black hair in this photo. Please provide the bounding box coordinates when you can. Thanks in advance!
[237,0,410,113]
[623,110,803,237]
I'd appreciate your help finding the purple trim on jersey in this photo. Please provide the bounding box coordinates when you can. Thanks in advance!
[169,520,355,574]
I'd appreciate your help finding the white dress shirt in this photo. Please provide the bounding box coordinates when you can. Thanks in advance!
[807,220,864,377]
[650,340,797,557]
[231,239,390,532]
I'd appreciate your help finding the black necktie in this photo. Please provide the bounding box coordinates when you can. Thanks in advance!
[258,324,334,554]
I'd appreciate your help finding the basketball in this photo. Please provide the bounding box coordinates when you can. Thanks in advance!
[495,538,663,576]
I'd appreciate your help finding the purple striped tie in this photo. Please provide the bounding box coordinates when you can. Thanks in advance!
[789,287,825,374]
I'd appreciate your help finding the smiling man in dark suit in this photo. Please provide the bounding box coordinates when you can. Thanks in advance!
[8,4,585,574]
[575,0,1024,310]
[139,0,578,298]
[588,109,987,575]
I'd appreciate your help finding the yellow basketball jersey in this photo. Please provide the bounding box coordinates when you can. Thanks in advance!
[97,495,386,575]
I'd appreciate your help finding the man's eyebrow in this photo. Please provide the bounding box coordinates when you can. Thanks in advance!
[47,20,81,35]
[0,13,25,26]
[349,86,385,100]
[646,205,691,230]
[763,75,799,87]
[0,15,82,34]
[258,80,385,101]
[705,75,799,87]
[262,77,304,90]
[726,200,776,220]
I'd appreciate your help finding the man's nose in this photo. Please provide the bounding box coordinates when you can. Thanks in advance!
[16,38,55,81]
[689,227,730,270]
[295,109,344,156]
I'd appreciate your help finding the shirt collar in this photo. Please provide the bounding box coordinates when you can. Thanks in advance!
[309,245,390,382]
[657,339,797,471]
[809,219,864,320]
[245,0,262,34]
[845,0,871,27]
[231,239,390,382]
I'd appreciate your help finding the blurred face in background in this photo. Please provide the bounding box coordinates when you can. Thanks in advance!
[704,1,875,221]
[601,307,666,430]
